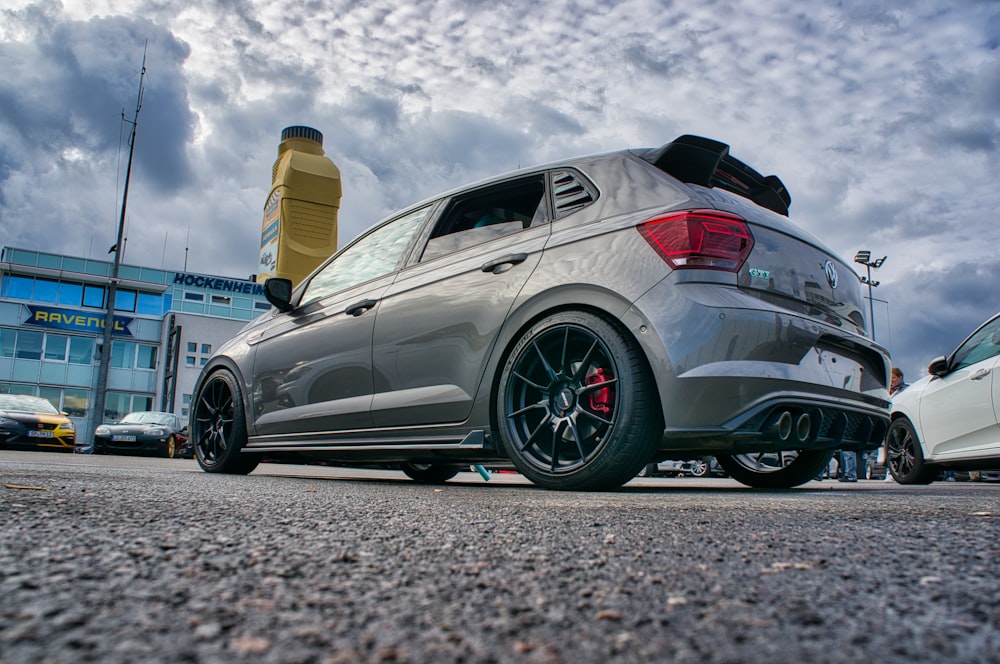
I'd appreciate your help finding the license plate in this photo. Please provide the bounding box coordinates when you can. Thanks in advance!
[28,430,54,438]
[112,435,137,442]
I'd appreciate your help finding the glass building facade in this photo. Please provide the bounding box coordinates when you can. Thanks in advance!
[0,246,272,445]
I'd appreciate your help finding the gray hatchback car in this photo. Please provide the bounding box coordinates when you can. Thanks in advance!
[191,135,891,490]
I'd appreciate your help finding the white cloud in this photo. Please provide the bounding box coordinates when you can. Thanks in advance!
[0,0,998,378]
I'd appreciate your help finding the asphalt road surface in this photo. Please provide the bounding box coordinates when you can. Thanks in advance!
[2,451,998,663]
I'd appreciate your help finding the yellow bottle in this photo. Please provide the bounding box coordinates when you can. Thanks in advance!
[257,126,342,288]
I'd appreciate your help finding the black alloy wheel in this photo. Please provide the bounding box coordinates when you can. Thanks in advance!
[496,311,662,491]
[400,463,462,484]
[885,417,936,485]
[716,450,832,488]
[193,369,259,475]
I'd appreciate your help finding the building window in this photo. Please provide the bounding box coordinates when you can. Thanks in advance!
[110,340,135,369]
[57,282,83,307]
[103,392,154,421]
[62,388,89,418]
[186,356,196,367]
[136,292,163,316]
[33,278,59,303]
[211,295,232,305]
[1,275,34,300]
[201,344,212,354]
[254,301,271,311]
[43,334,69,361]
[0,382,37,395]
[83,284,105,308]
[14,330,43,360]
[38,386,62,411]
[187,342,197,353]
[136,345,157,370]
[0,328,15,358]
[68,337,94,365]
[199,357,207,366]
[184,292,204,302]
[115,289,137,312]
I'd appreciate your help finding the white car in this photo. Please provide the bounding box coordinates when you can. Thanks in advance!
[886,312,1000,483]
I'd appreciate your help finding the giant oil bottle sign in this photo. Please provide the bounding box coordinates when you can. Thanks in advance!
[259,189,281,279]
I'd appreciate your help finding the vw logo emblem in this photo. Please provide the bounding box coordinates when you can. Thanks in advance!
[823,260,838,289]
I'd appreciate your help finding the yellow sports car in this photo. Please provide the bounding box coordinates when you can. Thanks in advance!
[0,394,76,451]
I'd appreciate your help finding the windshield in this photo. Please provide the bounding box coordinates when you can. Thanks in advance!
[0,394,60,414]
[120,412,175,426]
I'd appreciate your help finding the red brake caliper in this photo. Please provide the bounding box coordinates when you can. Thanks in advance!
[586,368,613,414]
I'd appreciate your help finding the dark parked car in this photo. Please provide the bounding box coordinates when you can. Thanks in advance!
[886,312,1000,483]
[0,393,76,451]
[191,134,891,490]
[93,411,190,458]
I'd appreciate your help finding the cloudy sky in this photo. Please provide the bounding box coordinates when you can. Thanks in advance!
[1,0,998,378]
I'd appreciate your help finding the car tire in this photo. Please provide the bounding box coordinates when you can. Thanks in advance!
[165,435,177,459]
[192,369,259,475]
[496,311,662,491]
[716,450,832,488]
[885,417,936,485]
[400,463,462,484]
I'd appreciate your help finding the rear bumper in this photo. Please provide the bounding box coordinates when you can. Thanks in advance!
[625,281,891,453]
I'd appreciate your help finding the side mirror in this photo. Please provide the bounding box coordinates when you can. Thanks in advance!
[927,356,949,377]
[264,278,294,313]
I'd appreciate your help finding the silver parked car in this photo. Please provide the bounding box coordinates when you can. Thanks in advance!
[191,135,891,490]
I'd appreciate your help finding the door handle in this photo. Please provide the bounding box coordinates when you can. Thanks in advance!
[345,299,378,316]
[970,368,991,381]
[481,253,528,274]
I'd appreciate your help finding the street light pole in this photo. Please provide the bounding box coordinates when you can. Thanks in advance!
[89,47,146,451]
[854,250,886,341]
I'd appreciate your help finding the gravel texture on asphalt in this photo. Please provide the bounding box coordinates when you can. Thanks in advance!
[1,456,999,663]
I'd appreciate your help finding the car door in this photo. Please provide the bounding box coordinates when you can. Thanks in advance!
[248,206,432,437]
[918,316,1000,459]
[370,175,550,427]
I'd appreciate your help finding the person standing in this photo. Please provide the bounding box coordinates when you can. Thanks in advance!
[890,367,908,396]
[882,367,909,481]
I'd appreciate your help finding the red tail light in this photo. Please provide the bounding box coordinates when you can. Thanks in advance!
[638,209,754,272]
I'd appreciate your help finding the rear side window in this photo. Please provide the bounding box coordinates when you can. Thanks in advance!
[550,169,597,219]
[420,176,546,262]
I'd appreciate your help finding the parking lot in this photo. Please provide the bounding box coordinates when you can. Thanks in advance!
[2,451,999,663]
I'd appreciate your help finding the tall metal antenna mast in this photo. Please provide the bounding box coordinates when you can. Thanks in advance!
[89,42,147,449]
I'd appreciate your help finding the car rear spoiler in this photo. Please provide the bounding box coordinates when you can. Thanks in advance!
[642,135,792,216]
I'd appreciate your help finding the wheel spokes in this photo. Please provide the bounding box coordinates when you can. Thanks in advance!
[505,324,617,473]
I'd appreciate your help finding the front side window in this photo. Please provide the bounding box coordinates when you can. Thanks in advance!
[302,206,430,304]
[951,318,1000,372]
[421,177,546,263]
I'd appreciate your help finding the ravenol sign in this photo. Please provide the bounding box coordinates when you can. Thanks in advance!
[24,306,133,337]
